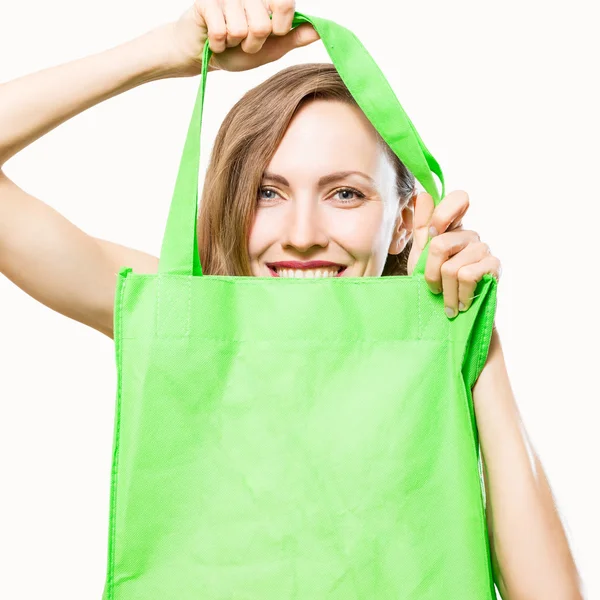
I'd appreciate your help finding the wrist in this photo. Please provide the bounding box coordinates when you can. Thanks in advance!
[150,21,218,79]
[125,23,195,82]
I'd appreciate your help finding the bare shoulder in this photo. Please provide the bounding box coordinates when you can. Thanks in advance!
[93,237,159,337]
[0,169,159,340]
[87,238,158,339]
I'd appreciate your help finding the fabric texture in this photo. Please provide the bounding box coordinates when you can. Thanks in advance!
[101,11,498,599]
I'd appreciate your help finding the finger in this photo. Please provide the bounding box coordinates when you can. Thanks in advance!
[448,215,464,231]
[457,255,502,312]
[267,0,295,36]
[413,191,435,256]
[428,190,470,237]
[424,230,480,295]
[438,241,491,316]
[242,0,273,54]
[288,22,320,47]
[244,22,319,66]
[201,0,229,53]
[271,22,320,53]
[223,0,248,48]
[440,241,490,318]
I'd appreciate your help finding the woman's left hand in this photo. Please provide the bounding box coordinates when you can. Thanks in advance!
[407,189,502,319]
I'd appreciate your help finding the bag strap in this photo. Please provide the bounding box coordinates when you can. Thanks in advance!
[158,11,445,277]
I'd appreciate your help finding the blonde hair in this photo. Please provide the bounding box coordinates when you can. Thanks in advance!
[197,62,416,276]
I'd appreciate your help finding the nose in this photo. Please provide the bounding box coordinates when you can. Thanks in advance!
[279,198,329,253]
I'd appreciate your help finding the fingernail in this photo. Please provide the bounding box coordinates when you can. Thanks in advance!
[458,301,466,312]
[429,226,438,238]
[445,306,457,319]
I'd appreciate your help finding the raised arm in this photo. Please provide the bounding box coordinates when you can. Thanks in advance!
[0,1,319,339]
[0,23,185,338]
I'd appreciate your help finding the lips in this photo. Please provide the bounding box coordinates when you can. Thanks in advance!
[266,261,345,270]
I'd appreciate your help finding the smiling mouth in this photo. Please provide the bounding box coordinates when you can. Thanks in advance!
[267,265,347,278]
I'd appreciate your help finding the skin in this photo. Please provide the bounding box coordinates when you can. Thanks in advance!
[248,96,499,322]
[249,99,406,280]
[0,0,583,597]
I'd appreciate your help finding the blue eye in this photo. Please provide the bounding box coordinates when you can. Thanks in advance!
[257,186,366,204]
[333,188,366,203]
[258,187,277,200]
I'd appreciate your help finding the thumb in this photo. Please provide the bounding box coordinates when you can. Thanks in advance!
[256,24,320,66]
[412,191,436,254]
[274,23,321,55]
[284,23,321,50]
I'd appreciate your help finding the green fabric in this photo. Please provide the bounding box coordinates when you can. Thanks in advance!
[102,11,498,600]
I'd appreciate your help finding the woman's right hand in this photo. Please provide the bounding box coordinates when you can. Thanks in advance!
[165,0,320,77]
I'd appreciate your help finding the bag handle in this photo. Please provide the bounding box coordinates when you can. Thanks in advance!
[158,11,445,277]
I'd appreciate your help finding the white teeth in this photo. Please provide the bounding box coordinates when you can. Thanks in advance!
[274,267,340,278]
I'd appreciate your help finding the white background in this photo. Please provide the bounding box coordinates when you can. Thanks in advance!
[0,0,598,597]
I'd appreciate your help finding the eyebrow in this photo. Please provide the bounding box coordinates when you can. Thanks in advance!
[262,170,376,187]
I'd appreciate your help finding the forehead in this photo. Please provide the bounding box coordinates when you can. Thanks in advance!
[267,100,385,177]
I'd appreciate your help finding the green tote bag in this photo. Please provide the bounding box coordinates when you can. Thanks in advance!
[101,11,498,600]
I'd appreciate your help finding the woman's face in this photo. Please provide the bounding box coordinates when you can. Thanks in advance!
[248,99,414,278]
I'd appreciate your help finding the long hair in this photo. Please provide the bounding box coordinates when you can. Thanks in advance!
[197,62,416,276]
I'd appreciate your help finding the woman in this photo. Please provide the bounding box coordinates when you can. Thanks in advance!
[0,1,583,597]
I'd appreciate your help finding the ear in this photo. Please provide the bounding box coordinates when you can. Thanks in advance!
[388,191,416,255]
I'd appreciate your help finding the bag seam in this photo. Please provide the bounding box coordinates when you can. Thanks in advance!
[106,272,127,600]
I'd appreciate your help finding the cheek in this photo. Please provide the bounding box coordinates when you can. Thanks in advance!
[247,211,276,260]
[329,206,386,257]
